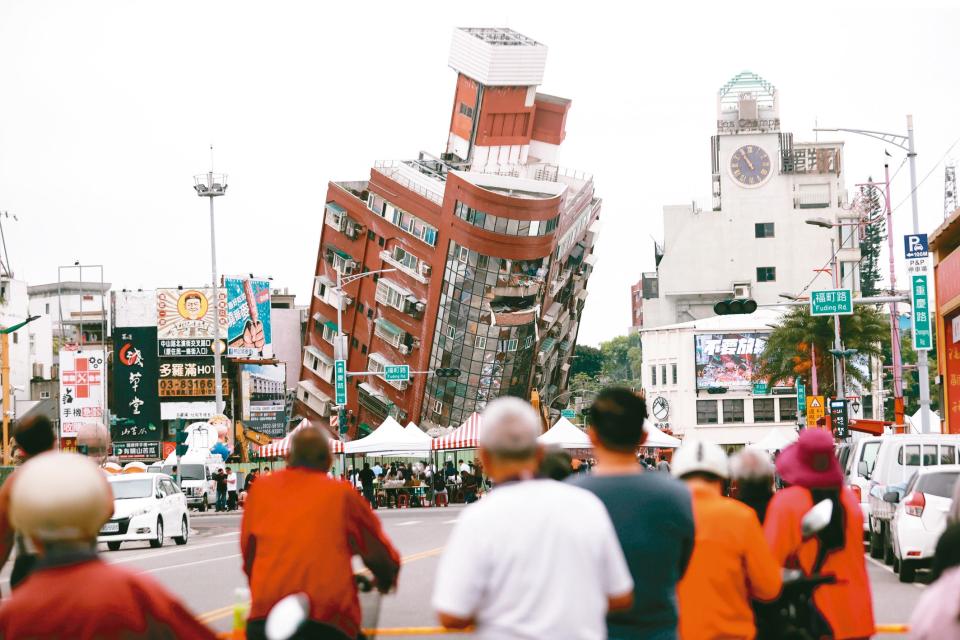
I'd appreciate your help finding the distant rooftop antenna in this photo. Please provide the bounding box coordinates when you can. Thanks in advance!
[0,211,18,278]
[945,161,957,219]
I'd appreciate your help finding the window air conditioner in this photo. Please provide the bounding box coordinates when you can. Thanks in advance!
[398,344,410,355]
[419,263,432,276]
[733,284,751,299]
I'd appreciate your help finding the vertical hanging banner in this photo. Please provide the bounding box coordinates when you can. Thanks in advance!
[225,277,273,359]
[59,347,106,437]
[113,327,161,441]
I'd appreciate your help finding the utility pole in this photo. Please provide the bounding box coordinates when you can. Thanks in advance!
[830,239,845,401]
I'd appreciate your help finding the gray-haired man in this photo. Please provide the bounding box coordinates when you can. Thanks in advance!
[432,397,633,640]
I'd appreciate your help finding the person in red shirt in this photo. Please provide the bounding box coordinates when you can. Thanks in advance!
[242,426,401,640]
[764,429,875,640]
[0,451,217,639]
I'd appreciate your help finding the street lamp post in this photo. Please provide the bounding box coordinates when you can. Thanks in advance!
[193,164,228,415]
[1,315,40,465]
[815,116,932,432]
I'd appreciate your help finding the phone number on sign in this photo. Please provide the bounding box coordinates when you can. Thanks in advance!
[158,379,230,397]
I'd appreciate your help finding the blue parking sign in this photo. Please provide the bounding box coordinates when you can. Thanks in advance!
[904,234,929,260]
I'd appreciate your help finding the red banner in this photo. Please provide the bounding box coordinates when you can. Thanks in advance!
[937,249,960,310]
[945,311,960,434]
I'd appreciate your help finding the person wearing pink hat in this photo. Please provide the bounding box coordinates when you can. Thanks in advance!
[763,429,875,640]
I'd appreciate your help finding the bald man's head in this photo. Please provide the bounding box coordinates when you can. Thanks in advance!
[288,427,332,471]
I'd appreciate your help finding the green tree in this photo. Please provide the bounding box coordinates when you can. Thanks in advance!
[859,181,885,298]
[570,345,603,378]
[895,328,939,416]
[755,306,889,397]
[599,333,642,382]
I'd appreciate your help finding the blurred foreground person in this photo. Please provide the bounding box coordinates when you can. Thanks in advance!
[730,448,776,524]
[673,440,781,640]
[242,426,400,640]
[433,397,633,639]
[909,566,960,639]
[0,452,216,639]
[570,388,693,640]
[764,429,874,640]
[0,414,57,588]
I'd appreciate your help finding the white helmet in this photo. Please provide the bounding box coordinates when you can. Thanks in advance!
[671,439,729,480]
[11,452,114,542]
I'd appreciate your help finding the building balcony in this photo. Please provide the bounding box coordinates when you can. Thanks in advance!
[380,250,430,284]
[490,274,543,299]
[548,270,572,297]
[324,202,362,240]
[297,379,331,417]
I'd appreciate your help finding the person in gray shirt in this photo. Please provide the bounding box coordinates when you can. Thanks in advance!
[569,388,695,640]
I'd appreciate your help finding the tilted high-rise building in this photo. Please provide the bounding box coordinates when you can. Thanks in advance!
[297,28,602,436]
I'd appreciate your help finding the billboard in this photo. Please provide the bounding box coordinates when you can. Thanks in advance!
[695,333,768,391]
[156,288,226,357]
[158,357,230,400]
[113,327,161,441]
[112,441,162,461]
[59,347,106,437]
[225,277,273,359]
[240,363,287,438]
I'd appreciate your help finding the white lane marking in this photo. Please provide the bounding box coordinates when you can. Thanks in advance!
[139,553,242,574]
[102,539,239,565]
[865,555,927,590]
[395,521,421,527]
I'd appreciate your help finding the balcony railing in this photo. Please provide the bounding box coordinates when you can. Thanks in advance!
[373,161,444,205]
[380,250,430,284]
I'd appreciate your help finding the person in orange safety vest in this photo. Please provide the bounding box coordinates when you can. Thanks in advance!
[764,429,875,640]
[673,439,782,639]
[0,451,217,639]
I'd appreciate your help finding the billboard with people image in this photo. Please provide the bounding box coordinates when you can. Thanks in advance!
[694,333,768,391]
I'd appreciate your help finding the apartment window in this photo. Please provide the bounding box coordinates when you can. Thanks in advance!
[378,236,385,247]
[357,303,365,314]
[756,267,776,282]
[11,334,17,344]
[754,223,775,238]
[524,335,533,349]
[433,400,443,414]
[753,398,775,423]
[375,279,407,311]
[722,399,745,423]
[367,309,373,319]
[672,363,678,385]
[474,336,487,349]
[458,246,469,263]
[390,246,420,271]
[779,397,797,422]
[459,103,474,118]
[40,391,51,399]
[660,365,667,387]
[350,337,359,349]
[367,230,376,241]
[45,303,50,313]
[650,365,657,386]
[361,344,368,355]
[861,395,874,420]
[697,400,718,424]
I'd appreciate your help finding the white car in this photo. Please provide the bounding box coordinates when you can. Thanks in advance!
[887,464,960,583]
[98,473,190,551]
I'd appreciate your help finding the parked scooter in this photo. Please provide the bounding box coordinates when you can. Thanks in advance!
[264,575,382,640]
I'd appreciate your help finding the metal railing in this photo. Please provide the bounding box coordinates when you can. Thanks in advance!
[373,161,444,205]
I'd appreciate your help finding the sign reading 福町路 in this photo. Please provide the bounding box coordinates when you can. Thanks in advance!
[225,277,273,359]
[156,288,227,357]
[113,327,161,441]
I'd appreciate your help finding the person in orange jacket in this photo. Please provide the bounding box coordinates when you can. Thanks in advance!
[673,440,782,639]
[764,429,875,640]
[0,452,217,639]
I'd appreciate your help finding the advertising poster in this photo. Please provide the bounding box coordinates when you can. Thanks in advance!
[240,363,287,438]
[113,327,161,441]
[695,333,768,391]
[59,347,106,437]
[113,441,162,461]
[158,357,230,400]
[156,288,227,357]
[225,277,273,359]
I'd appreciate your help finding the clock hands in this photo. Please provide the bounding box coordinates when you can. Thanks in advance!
[740,149,755,171]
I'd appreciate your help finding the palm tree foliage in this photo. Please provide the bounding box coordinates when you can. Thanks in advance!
[755,306,889,397]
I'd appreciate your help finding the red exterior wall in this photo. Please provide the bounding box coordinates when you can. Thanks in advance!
[474,86,535,148]
[449,74,480,143]
[531,95,570,145]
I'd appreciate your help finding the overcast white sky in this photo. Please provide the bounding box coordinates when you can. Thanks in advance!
[1,1,958,346]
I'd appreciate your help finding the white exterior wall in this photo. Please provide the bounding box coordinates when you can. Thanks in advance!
[272,307,305,393]
[27,315,53,381]
[448,28,547,87]
[644,131,855,329]
[28,287,111,340]
[1,278,31,404]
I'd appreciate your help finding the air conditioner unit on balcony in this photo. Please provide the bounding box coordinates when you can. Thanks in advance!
[419,263,432,277]
[343,259,357,274]
[342,296,354,307]
[415,301,426,313]
[398,344,410,355]
[733,284,751,299]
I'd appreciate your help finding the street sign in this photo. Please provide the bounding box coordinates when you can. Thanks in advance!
[911,275,933,351]
[810,289,853,316]
[384,364,410,382]
[830,399,849,438]
[806,395,825,427]
[904,234,929,260]
[561,409,577,420]
[796,381,806,416]
[752,382,768,395]
[334,359,347,405]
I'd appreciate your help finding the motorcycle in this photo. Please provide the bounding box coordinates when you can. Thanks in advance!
[264,575,382,640]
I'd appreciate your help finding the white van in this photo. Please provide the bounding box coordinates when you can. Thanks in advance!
[843,435,883,534]
[160,452,224,512]
[863,433,960,564]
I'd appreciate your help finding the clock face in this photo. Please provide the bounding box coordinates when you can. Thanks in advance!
[729,145,772,187]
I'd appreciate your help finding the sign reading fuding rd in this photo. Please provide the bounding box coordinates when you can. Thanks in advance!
[384,365,410,382]
[810,289,853,316]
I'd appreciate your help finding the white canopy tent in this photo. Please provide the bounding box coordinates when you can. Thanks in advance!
[749,427,798,452]
[643,421,682,448]
[344,417,433,455]
[538,418,592,449]
[906,409,942,434]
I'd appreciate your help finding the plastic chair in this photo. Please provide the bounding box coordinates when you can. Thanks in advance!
[434,492,449,507]
[397,493,410,509]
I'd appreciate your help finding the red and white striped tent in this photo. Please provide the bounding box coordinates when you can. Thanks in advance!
[257,420,344,458]
[431,412,481,450]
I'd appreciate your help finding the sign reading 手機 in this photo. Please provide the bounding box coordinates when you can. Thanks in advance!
[156,288,227,357]
[225,277,273,359]
[694,333,768,392]
[59,347,106,437]
[113,327,161,441]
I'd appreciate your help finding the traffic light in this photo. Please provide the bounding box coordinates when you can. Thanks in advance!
[434,368,462,378]
[714,299,758,315]
[175,426,189,457]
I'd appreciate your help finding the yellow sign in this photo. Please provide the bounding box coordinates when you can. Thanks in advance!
[806,395,826,427]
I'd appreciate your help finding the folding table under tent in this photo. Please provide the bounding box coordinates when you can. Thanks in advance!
[537,417,592,449]
[343,416,434,455]
[643,421,682,449]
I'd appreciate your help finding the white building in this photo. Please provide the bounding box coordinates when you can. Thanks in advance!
[641,309,801,446]
[28,281,111,356]
[641,72,861,328]
[1,276,54,410]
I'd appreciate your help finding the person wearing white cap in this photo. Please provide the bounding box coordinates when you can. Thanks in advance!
[432,397,634,640]
[672,440,781,640]
[0,452,216,639]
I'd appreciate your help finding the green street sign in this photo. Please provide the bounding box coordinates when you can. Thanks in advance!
[561,409,577,419]
[384,364,410,382]
[810,289,853,316]
[796,381,806,416]
[752,382,768,395]
[334,359,347,405]
[911,275,933,350]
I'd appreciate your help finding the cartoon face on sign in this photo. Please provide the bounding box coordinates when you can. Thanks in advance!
[179,291,208,320]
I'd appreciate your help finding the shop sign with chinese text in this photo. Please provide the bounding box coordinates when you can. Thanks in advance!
[156,288,227,357]
[225,277,273,359]
[59,347,106,437]
[113,327,161,441]
[158,358,230,399]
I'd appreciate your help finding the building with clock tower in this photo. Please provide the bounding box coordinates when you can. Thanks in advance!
[637,72,882,445]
